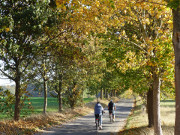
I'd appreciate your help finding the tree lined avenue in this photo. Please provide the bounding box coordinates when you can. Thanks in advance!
[0,0,179,135]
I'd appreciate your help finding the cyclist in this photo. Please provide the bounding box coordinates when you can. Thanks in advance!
[94,101,104,129]
[108,100,116,122]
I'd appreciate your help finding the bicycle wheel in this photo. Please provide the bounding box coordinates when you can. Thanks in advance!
[113,114,115,122]
[110,113,112,122]
[95,119,98,130]
[96,123,98,130]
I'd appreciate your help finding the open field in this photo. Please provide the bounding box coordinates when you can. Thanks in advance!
[0,97,95,120]
[118,98,175,135]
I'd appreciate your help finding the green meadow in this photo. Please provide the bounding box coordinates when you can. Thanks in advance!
[0,97,95,119]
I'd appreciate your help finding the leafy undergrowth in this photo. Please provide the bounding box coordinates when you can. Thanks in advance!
[117,98,175,135]
[0,97,119,135]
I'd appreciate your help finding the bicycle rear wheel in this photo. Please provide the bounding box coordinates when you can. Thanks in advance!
[96,122,98,130]
[110,113,112,122]
[95,119,99,130]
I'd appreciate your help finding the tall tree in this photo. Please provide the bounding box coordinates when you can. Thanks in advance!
[170,1,180,134]
[0,0,56,120]
[33,52,53,114]
[119,2,173,134]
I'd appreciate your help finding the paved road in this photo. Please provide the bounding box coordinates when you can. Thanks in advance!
[35,99,134,135]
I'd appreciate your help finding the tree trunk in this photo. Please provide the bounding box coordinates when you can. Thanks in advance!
[107,90,109,99]
[105,89,108,98]
[114,89,116,97]
[100,88,103,100]
[110,90,112,97]
[14,73,21,121]
[173,6,180,135]
[43,76,47,114]
[104,89,106,99]
[58,74,62,112]
[96,90,98,101]
[153,74,163,135]
[147,86,154,127]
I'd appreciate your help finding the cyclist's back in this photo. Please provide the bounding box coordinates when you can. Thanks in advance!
[94,102,104,129]
[108,101,114,110]
[108,100,116,121]
[94,102,103,115]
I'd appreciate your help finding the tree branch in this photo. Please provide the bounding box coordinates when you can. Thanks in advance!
[122,36,148,53]
[131,7,149,47]
[21,30,65,74]
[137,0,167,6]
[0,69,15,81]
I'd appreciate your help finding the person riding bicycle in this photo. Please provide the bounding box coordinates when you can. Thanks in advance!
[94,101,104,129]
[108,100,116,122]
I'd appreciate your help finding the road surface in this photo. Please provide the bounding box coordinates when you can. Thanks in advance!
[35,99,134,135]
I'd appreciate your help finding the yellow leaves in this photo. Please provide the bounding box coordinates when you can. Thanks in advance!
[79,7,84,13]
[56,0,65,7]
[155,26,168,36]
[122,30,126,36]
[132,34,137,40]
[56,0,69,10]
[101,15,109,21]
[5,28,10,32]
[147,44,154,54]
[167,20,173,24]
[158,29,164,34]
[95,1,100,7]
[116,50,146,72]
[1,26,10,33]
[145,18,150,25]
[147,60,156,67]
[62,6,66,11]
[56,0,69,5]
[70,17,74,21]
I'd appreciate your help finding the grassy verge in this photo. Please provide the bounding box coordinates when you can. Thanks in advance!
[118,98,175,135]
[0,97,119,135]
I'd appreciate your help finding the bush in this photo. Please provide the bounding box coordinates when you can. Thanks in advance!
[0,90,15,117]
[0,87,33,118]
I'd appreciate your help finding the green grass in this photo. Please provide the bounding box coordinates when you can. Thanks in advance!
[83,97,95,103]
[118,98,175,135]
[0,114,7,119]
[23,97,60,114]
[0,97,95,120]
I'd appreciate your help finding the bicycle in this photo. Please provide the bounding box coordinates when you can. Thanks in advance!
[95,114,100,130]
[95,111,105,130]
[109,110,115,122]
[109,112,113,122]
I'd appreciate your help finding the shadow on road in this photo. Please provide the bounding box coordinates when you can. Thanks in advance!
[35,99,134,135]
